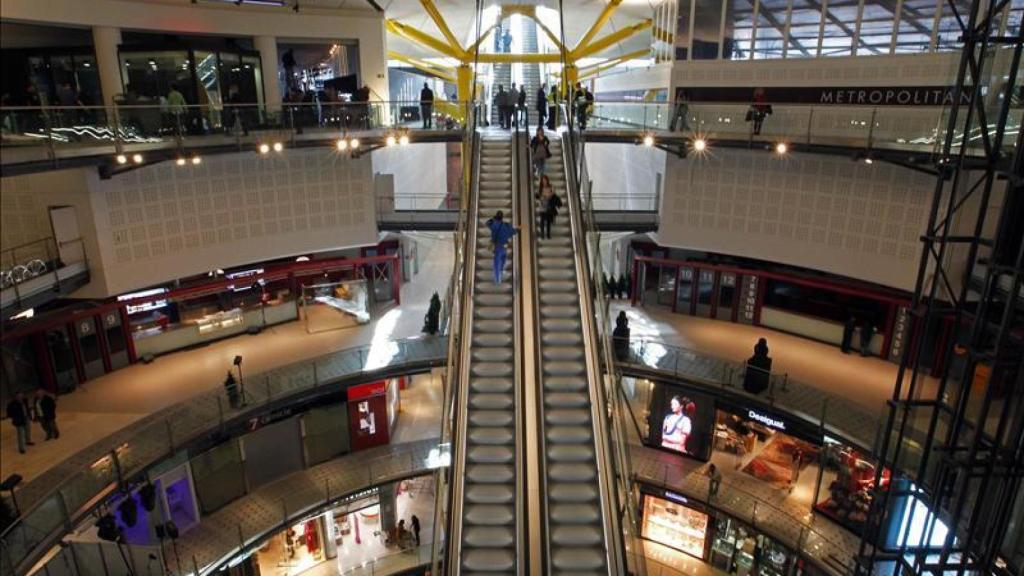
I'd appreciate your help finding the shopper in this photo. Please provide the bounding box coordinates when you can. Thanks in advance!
[612,310,630,361]
[573,82,587,130]
[486,211,519,285]
[547,84,559,130]
[860,320,875,357]
[411,514,421,546]
[516,85,527,127]
[493,24,503,52]
[669,89,690,132]
[35,389,59,440]
[166,84,187,135]
[501,29,513,53]
[841,316,857,354]
[494,85,508,129]
[707,463,723,498]
[789,447,804,489]
[419,82,434,129]
[747,87,771,136]
[6,392,34,454]
[536,84,547,128]
[530,126,551,177]
[539,177,561,240]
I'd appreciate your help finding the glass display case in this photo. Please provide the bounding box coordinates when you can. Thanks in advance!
[640,492,709,558]
[195,308,243,335]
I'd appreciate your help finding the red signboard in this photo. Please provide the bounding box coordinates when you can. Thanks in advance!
[347,380,386,401]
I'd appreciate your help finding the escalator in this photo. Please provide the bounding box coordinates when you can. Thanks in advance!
[455,131,522,574]
[532,134,614,574]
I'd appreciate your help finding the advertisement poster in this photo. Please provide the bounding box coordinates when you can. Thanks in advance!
[646,383,714,461]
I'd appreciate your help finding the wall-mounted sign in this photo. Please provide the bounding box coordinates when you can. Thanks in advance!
[347,380,386,401]
[747,409,786,431]
[889,306,911,362]
[738,275,759,325]
[118,288,168,315]
[677,86,971,107]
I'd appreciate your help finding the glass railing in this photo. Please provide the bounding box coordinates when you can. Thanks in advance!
[631,446,857,576]
[619,337,883,453]
[0,101,470,165]
[583,100,1021,156]
[0,335,448,576]
[429,102,479,574]
[1,236,88,310]
[563,112,649,576]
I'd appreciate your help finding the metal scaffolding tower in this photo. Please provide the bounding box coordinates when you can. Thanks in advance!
[856,0,1024,574]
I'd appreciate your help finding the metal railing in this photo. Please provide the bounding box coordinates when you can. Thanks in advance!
[0,100,469,165]
[0,335,447,576]
[1,236,88,311]
[619,337,883,454]
[584,100,1022,155]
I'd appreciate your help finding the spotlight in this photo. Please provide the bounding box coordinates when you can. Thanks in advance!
[386,135,397,147]
[399,134,410,146]
[336,139,348,151]
[132,153,143,164]
[258,143,270,154]
[272,142,283,152]
[349,138,360,149]
[692,138,707,152]
[191,156,202,165]
[116,154,127,164]
[864,157,873,165]
[642,134,654,147]
[176,157,186,166]
[775,142,788,155]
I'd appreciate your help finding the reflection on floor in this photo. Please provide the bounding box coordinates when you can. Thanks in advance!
[0,234,453,483]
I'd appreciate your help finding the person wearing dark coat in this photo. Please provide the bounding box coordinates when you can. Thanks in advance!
[860,321,875,357]
[35,389,59,440]
[516,85,527,127]
[6,392,34,453]
[419,83,435,129]
[536,84,547,128]
[841,316,857,354]
[411,514,421,546]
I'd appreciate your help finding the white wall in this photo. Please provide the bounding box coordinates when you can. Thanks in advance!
[585,143,666,211]
[371,143,448,208]
[87,148,377,295]
[657,148,934,290]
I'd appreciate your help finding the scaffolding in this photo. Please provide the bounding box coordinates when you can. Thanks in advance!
[855,0,1024,574]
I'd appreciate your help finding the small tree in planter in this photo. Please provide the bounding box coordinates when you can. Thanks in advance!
[423,292,441,335]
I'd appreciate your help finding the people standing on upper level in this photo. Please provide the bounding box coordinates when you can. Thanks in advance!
[493,24,503,53]
[516,85,527,126]
[6,392,34,454]
[573,82,587,129]
[748,87,771,135]
[494,84,508,129]
[419,82,434,129]
[547,84,559,130]
[501,29,513,53]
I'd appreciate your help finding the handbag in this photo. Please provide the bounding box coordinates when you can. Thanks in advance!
[744,110,753,122]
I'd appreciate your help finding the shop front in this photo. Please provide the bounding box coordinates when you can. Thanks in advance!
[639,485,711,559]
[709,516,795,576]
[346,379,400,451]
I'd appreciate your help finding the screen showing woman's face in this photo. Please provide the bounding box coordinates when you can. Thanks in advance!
[670,397,681,412]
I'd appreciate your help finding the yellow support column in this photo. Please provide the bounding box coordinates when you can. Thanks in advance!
[563,63,579,94]
[457,64,473,190]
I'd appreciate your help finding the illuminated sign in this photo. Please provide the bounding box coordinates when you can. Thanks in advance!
[747,409,786,431]
[117,288,168,315]
[226,268,265,292]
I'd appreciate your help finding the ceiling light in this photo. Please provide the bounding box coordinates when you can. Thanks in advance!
[398,134,410,146]
[775,142,788,155]
[132,153,143,164]
[258,143,270,154]
[386,135,397,147]
[191,156,202,165]
[349,138,360,149]
[692,138,707,152]
[642,134,654,147]
[176,157,187,166]
[336,139,348,151]
[116,154,127,164]
[272,142,283,152]
[864,157,873,164]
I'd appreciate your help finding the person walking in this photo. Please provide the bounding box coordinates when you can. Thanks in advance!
[486,211,519,285]
[35,389,59,440]
[6,392,34,454]
[841,316,857,354]
[494,85,507,129]
[419,82,435,129]
[410,514,421,546]
[530,126,550,177]
[669,89,690,132]
[860,320,875,357]
[508,83,519,128]
[789,447,804,490]
[537,176,561,240]
[707,463,723,498]
[536,84,547,128]
[573,82,587,130]
[493,24,503,53]
[516,85,527,126]
[747,87,771,136]
[166,84,187,135]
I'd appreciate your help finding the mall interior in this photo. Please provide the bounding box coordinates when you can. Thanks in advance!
[0,1,1021,576]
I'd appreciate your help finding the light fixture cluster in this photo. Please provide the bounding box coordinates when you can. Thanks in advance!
[335,137,361,151]
[258,141,284,154]
[386,131,411,147]
[176,156,202,166]
[115,153,145,165]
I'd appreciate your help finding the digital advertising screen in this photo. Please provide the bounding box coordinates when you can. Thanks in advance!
[646,383,714,461]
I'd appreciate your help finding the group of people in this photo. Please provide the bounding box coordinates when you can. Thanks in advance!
[668,87,772,135]
[393,514,422,550]
[6,390,60,454]
[492,82,592,131]
[493,83,529,129]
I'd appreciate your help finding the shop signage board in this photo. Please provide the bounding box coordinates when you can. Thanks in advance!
[717,399,823,445]
[676,86,971,106]
[738,275,758,325]
[347,380,387,401]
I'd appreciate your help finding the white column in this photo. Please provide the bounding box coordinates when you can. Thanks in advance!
[253,35,281,111]
[359,18,390,104]
[92,26,122,108]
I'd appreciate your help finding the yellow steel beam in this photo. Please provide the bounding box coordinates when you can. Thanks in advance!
[387,19,465,60]
[474,52,565,64]
[576,48,650,76]
[387,50,456,83]
[652,23,674,44]
[573,0,624,52]
[501,4,536,18]
[529,16,569,57]
[571,19,652,59]
[419,0,465,56]
[466,22,501,55]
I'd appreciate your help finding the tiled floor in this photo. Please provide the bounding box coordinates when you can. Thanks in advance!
[0,233,454,484]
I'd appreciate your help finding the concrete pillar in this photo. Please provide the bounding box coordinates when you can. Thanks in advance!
[253,35,281,111]
[91,26,122,108]
[359,18,390,121]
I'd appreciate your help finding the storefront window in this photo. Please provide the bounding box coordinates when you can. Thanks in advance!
[120,50,194,104]
[710,516,793,575]
[675,266,693,313]
[640,490,709,558]
[814,438,890,534]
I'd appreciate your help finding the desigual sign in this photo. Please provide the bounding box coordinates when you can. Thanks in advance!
[747,409,787,431]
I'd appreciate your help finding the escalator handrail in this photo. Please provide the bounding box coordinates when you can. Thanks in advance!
[559,111,629,575]
[510,115,527,576]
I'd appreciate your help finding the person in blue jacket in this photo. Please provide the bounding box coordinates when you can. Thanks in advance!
[486,211,519,284]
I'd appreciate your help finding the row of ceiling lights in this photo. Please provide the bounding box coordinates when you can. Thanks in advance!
[641,134,792,156]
